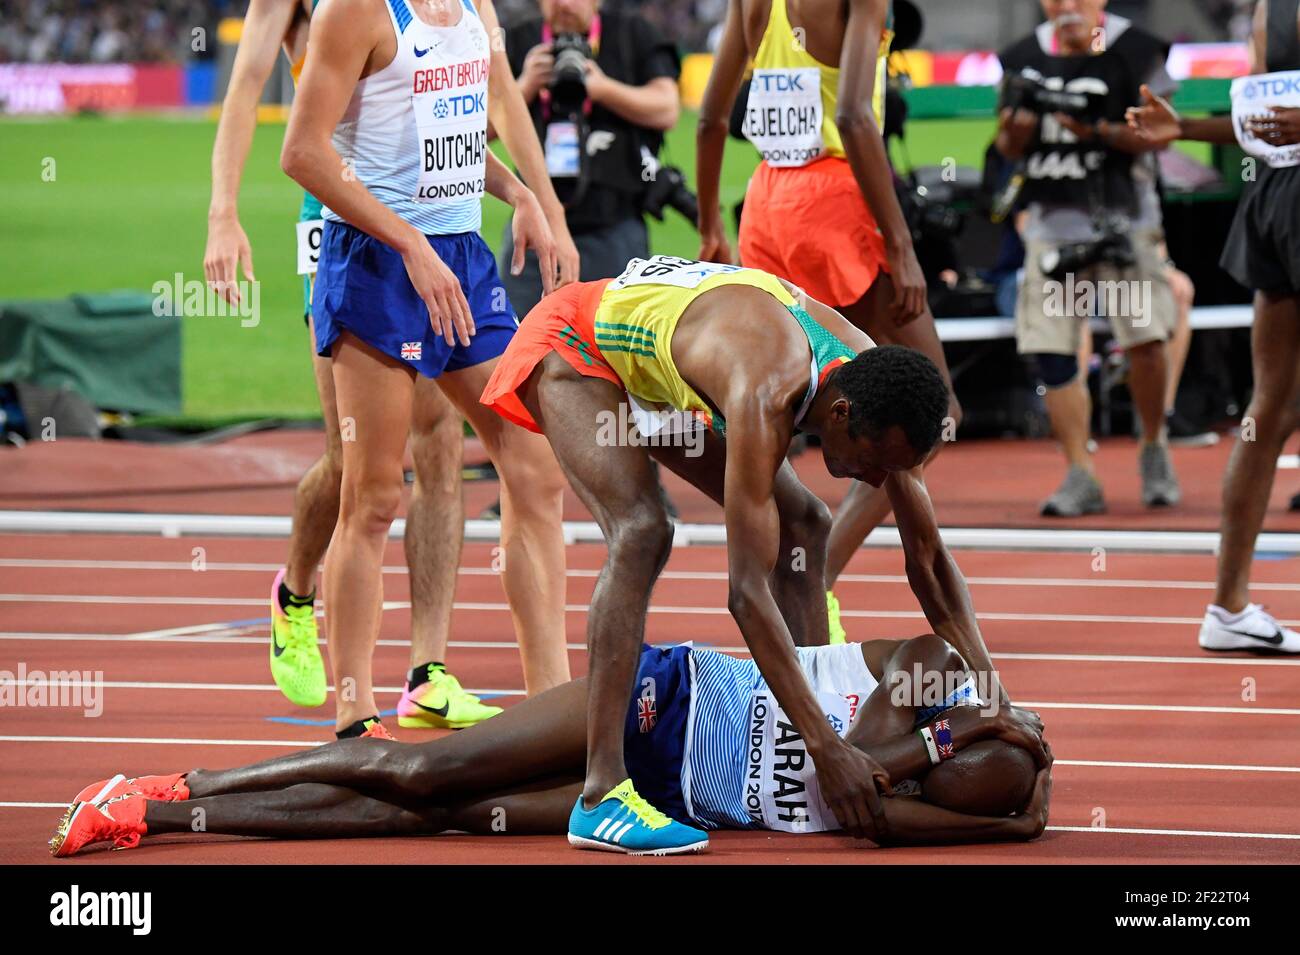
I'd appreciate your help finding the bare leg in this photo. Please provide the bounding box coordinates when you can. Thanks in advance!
[1043,375,1095,473]
[826,273,961,586]
[1214,291,1300,612]
[518,354,673,806]
[186,676,588,802]
[406,376,464,670]
[438,361,570,695]
[283,319,345,597]
[325,333,414,731]
[1127,339,1169,446]
[1164,267,1195,413]
[145,776,579,839]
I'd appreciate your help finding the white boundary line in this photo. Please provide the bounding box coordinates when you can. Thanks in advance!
[1043,825,1300,840]
[0,679,1293,715]
[5,557,1300,596]
[0,734,1295,771]
[5,510,1300,554]
[0,801,1291,841]
[4,593,1296,628]
[6,630,1300,669]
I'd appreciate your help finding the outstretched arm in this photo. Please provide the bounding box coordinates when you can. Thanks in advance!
[696,0,748,263]
[724,399,893,839]
[1126,0,1269,147]
[886,469,1005,703]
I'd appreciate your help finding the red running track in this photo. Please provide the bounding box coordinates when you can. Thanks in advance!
[2,533,1299,864]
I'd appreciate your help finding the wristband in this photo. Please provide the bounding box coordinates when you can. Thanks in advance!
[933,718,955,760]
[918,725,941,766]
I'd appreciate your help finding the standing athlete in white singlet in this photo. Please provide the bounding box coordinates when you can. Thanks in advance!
[277,0,576,741]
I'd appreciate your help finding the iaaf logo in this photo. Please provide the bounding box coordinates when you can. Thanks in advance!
[431,91,486,120]
[50,885,151,935]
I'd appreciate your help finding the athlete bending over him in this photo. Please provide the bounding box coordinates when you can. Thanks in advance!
[50,632,1051,857]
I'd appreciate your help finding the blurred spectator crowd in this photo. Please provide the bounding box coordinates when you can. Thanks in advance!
[0,0,236,64]
[0,0,1265,66]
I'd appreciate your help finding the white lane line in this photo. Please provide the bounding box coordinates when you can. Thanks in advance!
[1021,700,1300,716]
[6,557,1300,595]
[4,593,1293,628]
[15,510,1300,553]
[1045,825,1300,840]
[0,800,1292,840]
[993,651,1300,667]
[1054,759,1300,773]
[0,632,592,651]
[3,736,1297,775]
[0,735,325,747]
[6,632,1300,670]
[0,679,524,696]
[0,800,1293,841]
[0,678,1293,715]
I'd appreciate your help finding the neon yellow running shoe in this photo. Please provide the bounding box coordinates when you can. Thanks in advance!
[827,591,847,645]
[397,665,503,730]
[269,568,327,707]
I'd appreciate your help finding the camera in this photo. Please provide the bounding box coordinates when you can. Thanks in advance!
[1039,213,1137,281]
[898,182,964,245]
[549,32,592,117]
[639,146,699,225]
[1001,71,1106,122]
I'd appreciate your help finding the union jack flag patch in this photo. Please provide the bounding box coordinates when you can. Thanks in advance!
[637,696,657,733]
[400,341,422,361]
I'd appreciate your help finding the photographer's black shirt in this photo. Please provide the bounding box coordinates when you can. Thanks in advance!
[998,17,1168,228]
[505,11,681,235]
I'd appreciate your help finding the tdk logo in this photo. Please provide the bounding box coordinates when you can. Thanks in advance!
[1244,74,1300,100]
[753,72,805,92]
[433,92,485,120]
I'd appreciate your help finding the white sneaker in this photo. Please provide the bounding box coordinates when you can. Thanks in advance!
[1199,604,1300,653]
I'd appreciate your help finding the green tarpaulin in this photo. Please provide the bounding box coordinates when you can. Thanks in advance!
[0,292,181,415]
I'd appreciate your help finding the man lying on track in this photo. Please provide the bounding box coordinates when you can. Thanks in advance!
[479,254,1006,853]
[50,633,1052,857]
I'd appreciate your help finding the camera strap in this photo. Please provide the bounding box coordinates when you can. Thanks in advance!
[539,14,602,123]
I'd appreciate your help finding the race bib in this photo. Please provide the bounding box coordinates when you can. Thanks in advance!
[743,67,825,167]
[412,57,490,204]
[296,219,324,276]
[1231,70,1300,169]
[545,121,581,178]
[745,688,851,834]
[609,255,746,291]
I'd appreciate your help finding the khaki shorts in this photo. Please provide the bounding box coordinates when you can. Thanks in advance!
[1016,230,1175,355]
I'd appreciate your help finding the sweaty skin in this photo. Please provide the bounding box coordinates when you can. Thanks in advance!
[515,279,1002,840]
[670,281,999,695]
[127,635,1050,848]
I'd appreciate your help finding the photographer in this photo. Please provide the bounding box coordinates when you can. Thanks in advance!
[996,0,1180,517]
[500,0,684,317]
